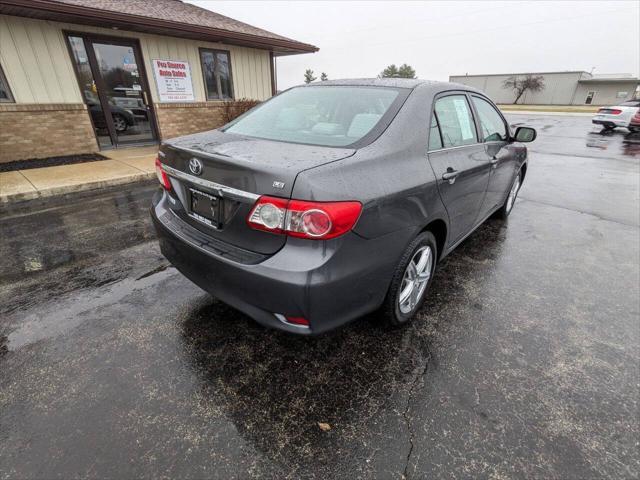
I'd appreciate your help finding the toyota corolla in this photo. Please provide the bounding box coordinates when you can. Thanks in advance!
[151,79,536,334]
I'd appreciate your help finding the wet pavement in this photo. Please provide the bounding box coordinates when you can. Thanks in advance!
[1,115,638,479]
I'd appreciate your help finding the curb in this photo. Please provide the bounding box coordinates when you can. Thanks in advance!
[502,110,594,117]
[0,171,156,204]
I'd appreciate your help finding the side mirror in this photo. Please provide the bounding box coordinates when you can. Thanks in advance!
[513,126,537,143]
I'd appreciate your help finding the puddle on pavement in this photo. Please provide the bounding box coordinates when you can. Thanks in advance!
[586,128,639,156]
[0,186,157,282]
[5,265,176,351]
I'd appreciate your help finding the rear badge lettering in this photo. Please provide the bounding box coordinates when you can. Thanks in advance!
[272,181,285,189]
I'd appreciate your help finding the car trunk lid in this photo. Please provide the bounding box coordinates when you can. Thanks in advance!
[159,130,356,255]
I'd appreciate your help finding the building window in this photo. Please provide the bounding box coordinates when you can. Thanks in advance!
[585,91,596,105]
[0,64,14,103]
[199,49,233,100]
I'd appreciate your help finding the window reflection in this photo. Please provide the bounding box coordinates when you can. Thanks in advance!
[200,49,233,100]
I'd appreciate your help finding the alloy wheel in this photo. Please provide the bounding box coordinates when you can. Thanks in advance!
[113,115,126,132]
[398,245,433,314]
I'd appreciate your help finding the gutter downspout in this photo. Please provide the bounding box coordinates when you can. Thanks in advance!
[269,52,277,96]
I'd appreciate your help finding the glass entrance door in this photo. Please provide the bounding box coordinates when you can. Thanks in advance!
[67,34,158,148]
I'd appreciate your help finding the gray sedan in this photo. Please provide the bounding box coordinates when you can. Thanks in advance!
[151,78,536,334]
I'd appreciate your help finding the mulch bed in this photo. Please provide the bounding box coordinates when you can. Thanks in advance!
[0,153,109,173]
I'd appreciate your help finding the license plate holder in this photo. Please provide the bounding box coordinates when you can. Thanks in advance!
[189,188,223,228]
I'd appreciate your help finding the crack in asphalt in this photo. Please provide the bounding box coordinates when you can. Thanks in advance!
[402,353,431,479]
[136,264,170,281]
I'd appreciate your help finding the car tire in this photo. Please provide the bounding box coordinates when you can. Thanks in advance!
[497,170,522,219]
[602,125,615,131]
[629,127,640,133]
[112,114,128,132]
[381,231,438,327]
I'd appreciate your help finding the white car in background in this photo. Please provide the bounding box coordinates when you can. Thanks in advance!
[592,100,640,131]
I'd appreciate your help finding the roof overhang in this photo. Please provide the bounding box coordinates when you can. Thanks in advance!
[0,0,318,56]
[578,78,640,84]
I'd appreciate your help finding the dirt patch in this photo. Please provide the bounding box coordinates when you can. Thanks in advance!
[0,153,108,172]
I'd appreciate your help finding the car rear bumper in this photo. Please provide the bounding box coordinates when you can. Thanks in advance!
[151,190,411,334]
[592,116,627,128]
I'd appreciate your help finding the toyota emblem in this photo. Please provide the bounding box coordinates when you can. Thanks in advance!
[188,157,203,176]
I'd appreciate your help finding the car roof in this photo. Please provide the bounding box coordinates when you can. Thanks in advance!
[296,77,473,90]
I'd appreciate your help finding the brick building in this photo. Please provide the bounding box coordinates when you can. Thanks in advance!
[0,0,317,163]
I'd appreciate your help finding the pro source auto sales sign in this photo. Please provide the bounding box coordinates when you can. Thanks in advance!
[152,59,195,102]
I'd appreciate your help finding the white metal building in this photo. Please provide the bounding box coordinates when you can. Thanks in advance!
[449,71,640,106]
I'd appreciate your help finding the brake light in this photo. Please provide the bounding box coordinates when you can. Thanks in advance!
[247,196,362,239]
[285,316,310,326]
[598,108,622,115]
[155,157,172,190]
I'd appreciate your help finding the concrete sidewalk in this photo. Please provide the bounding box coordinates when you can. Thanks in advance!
[0,146,158,204]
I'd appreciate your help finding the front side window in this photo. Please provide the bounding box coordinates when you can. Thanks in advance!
[433,95,477,148]
[200,49,233,100]
[0,64,14,102]
[223,86,403,147]
[471,96,507,142]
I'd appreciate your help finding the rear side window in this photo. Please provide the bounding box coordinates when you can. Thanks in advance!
[428,113,443,150]
[433,95,477,148]
[471,96,507,142]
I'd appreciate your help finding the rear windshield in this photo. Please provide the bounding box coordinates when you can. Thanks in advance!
[222,86,403,147]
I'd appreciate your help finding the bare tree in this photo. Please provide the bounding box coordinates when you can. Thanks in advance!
[502,74,545,104]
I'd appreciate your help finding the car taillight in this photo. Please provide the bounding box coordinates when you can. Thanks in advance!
[597,108,623,115]
[247,196,362,240]
[285,316,309,326]
[155,157,172,190]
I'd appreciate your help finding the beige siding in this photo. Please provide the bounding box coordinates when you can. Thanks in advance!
[0,15,82,103]
[0,14,272,104]
[573,83,638,106]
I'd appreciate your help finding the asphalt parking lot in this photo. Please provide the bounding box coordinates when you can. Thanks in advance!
[1,114,638,479]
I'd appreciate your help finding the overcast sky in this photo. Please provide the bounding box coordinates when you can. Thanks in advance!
[189,0,639,90]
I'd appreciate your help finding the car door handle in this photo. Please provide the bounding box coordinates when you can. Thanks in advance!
[442,170,459,184]
[490,157,499,168]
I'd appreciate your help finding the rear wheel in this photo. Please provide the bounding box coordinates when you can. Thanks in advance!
[382,231,438,327]
[112,114,128,132]
[497,170,522,219]
[602,125,615,131]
